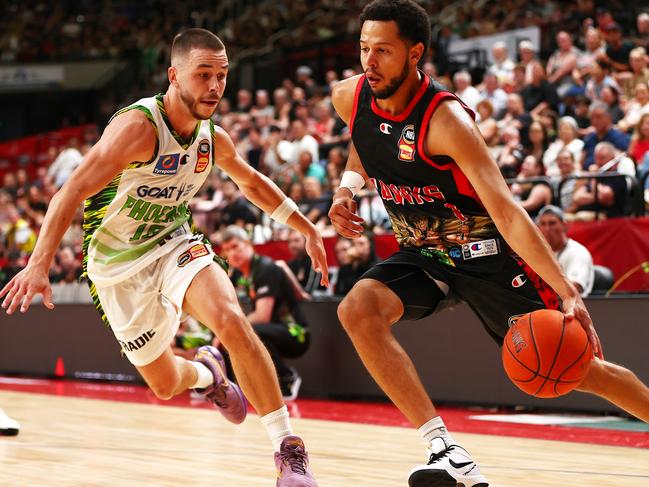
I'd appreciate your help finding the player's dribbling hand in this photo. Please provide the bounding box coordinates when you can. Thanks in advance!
[305,231,330,288]
[561,291,603,360]
[0,266,54,315]
[328,194,365,239]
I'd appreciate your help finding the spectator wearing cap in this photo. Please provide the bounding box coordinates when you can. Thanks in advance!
[296,65,316,98]
[598,22,636,72]
[519,39,543,85]
[536,205,594,296]
[543,116,584,176]
[581,101,630,169]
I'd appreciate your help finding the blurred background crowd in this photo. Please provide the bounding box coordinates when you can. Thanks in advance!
[1,0,649,299]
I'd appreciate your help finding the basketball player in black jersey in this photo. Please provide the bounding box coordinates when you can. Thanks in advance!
[328,1,649,486]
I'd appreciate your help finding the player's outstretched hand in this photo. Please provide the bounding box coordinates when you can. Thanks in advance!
[562,291,603,360]
[328,195,365,239]
[0,266,54,315]
[305,231,330,288]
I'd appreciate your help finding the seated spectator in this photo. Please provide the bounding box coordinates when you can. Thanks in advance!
[286,229,325,295]
[634,12,649,49]
[553,149,582,212]
[510,155,553,218]
[296,150,326,186]
[618,81,649,132]
[495,126,526,178]
[616,47,649,99]
[453,70,481,111]
[526,120,550,165]
[574,27,605,85]
[488,41,515,85]
[47,138,84,188]
[598,22,635,73]
[4,206,36,254]
[600,85,624,124]
[479,73,507,119]
[334,232,379,296]
[536,205,594,296]
[218,178,259,228]
[519,40,544,85]
[581,101,630,169]
[629,113,649,164]
[543,116,584,177]
[221,226,309,401]
[289,119,319,167]
[49,246,82,284]
[547,31,579,98]
[499,93,532,145]
[476,99,499,146]
[585,59,620,102]
[300,177,330,225]
[573,142,633,218]
[521,63,560,115]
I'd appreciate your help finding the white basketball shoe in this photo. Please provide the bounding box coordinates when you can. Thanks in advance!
[0,409,19,436]
[408,437,489,486]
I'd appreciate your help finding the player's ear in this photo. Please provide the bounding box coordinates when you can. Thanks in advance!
[410,42,424,66]
[168,66,178,86]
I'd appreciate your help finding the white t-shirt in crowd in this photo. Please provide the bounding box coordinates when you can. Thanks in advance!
[555,238,594,297]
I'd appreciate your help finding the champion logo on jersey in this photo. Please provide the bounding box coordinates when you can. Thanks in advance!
[511,274,527,288]
[153,153,180,175]
[379,122,392,134]
[195,138,210,173]
[398,124,416,162]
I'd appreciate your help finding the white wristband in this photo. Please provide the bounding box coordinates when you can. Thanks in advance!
[270,197,298,224]
[339,171,365,197]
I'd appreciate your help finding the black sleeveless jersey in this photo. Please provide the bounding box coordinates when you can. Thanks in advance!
[350,73,500,249]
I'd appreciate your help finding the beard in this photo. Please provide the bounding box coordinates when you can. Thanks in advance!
[179,87,218,120]
[369,60,410,100]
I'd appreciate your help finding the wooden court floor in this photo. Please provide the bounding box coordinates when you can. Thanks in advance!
[1,390,648,486]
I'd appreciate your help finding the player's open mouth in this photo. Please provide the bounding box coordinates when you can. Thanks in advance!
[201,100,218,107]
[366,75,381,85]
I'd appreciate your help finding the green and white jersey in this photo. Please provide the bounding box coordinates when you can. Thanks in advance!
[83,94,215,287]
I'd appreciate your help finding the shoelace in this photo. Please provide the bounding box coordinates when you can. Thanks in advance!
[280,446,308,475]
[428,445,455,464]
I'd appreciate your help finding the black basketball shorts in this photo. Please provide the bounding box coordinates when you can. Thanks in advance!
[360,247,560,345]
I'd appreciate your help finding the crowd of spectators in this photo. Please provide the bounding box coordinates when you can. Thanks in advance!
[2,4,649,297]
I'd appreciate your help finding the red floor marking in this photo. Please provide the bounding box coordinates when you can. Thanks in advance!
[1,377,647,448]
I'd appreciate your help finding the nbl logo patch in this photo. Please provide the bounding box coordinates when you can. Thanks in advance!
[195,138,210,173]
[153,154,180,175]
[398,124,416,162]
[177,243,209,267]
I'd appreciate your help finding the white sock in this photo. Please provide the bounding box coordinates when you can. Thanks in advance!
[418,416,456,454]
[260,405,294,451]
[189,360,214,389]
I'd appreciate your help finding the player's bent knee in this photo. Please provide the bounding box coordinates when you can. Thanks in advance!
[207,305,250,345]
[147,380,179,401]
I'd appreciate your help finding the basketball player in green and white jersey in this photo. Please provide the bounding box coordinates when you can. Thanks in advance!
[0,29,323,486]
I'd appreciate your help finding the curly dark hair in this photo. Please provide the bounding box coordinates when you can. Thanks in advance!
[359,0,431,51]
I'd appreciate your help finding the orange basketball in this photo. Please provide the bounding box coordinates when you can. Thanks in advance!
[502,309,593,398]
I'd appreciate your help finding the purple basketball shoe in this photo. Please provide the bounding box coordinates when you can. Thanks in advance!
[274,436,317,486]
[193,346,247,424]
